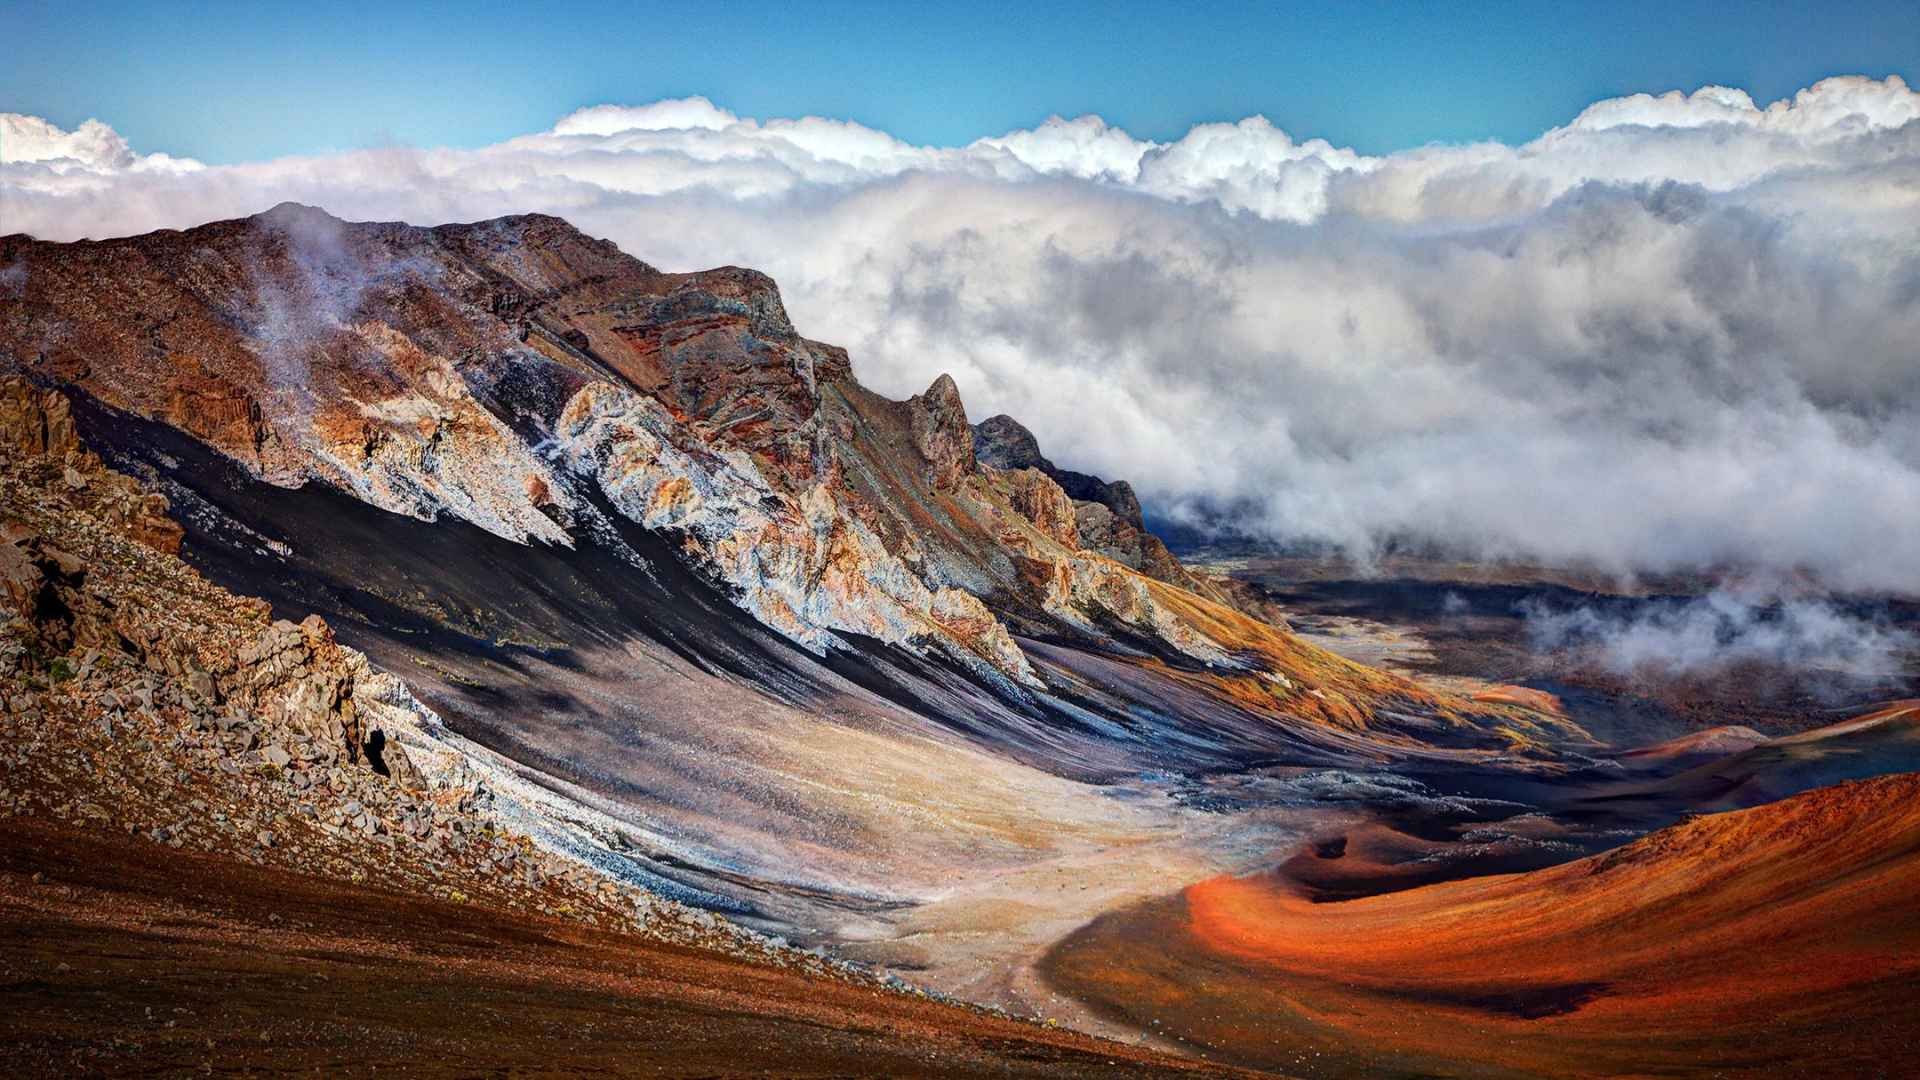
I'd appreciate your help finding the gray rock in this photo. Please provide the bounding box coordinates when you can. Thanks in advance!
[185,668,216,704]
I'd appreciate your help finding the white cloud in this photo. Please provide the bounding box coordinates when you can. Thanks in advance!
[1135,116,1375,221]
[1562,75,1920,137]
[551,96,741,135]
[972,114,1153,181]
[2,113,138,170]
[5,76,1920,594]
[1,112,202,177]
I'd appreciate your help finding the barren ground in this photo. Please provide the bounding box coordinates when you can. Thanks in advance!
[0,814,1267,1079]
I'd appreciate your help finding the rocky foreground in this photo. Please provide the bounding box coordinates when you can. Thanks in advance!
[1,815,1263,1079]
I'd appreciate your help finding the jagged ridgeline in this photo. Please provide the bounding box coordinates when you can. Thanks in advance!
[0,205,1578,918]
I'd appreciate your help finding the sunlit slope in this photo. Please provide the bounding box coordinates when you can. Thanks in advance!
[1045,772,1920,1079]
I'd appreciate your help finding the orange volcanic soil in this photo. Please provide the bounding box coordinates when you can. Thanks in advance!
[1468,684,1563,714]
[1043,773,1920,1079]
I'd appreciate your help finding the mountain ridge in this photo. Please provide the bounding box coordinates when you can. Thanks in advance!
[2,203,1552,744]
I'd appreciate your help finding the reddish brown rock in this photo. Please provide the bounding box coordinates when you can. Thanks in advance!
[0,379,77,458]
[907,373,976,492]
[0,377,183,556]
[1003,467,1079,548]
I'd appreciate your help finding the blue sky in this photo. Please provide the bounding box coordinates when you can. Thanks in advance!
[7,0,1916,162]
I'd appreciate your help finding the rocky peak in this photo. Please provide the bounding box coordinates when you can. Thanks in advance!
[973,414,1049,472]
[1095,479,1145,532]
[964,404,1282,619]
[253,200,341,231]
[970,413,1144,531]
[908,373,975,492]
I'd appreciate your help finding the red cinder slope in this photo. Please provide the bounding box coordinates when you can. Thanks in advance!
[1044,772,1920,1079]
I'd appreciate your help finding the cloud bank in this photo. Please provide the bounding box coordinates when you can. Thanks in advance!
[5,75,1920,593]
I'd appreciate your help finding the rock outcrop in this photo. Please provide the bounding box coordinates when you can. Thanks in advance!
[972,411,1287,627]
[974,413,1142,528]
[0,376,421,787]
[1004,467,1079,549]
[908,374,976,493]
[0,379,183,556]
[556,379,1041,687]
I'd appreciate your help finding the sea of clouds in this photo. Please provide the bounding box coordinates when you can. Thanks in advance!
[5,76,1920,594]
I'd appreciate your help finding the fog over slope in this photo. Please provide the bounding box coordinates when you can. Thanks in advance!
[6,75,1919,591]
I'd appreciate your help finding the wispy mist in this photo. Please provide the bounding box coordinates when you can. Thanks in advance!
[1519,591,1917,680]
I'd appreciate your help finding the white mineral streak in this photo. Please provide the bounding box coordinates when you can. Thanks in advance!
[554,380,1045,690]
[266,331,580,546]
